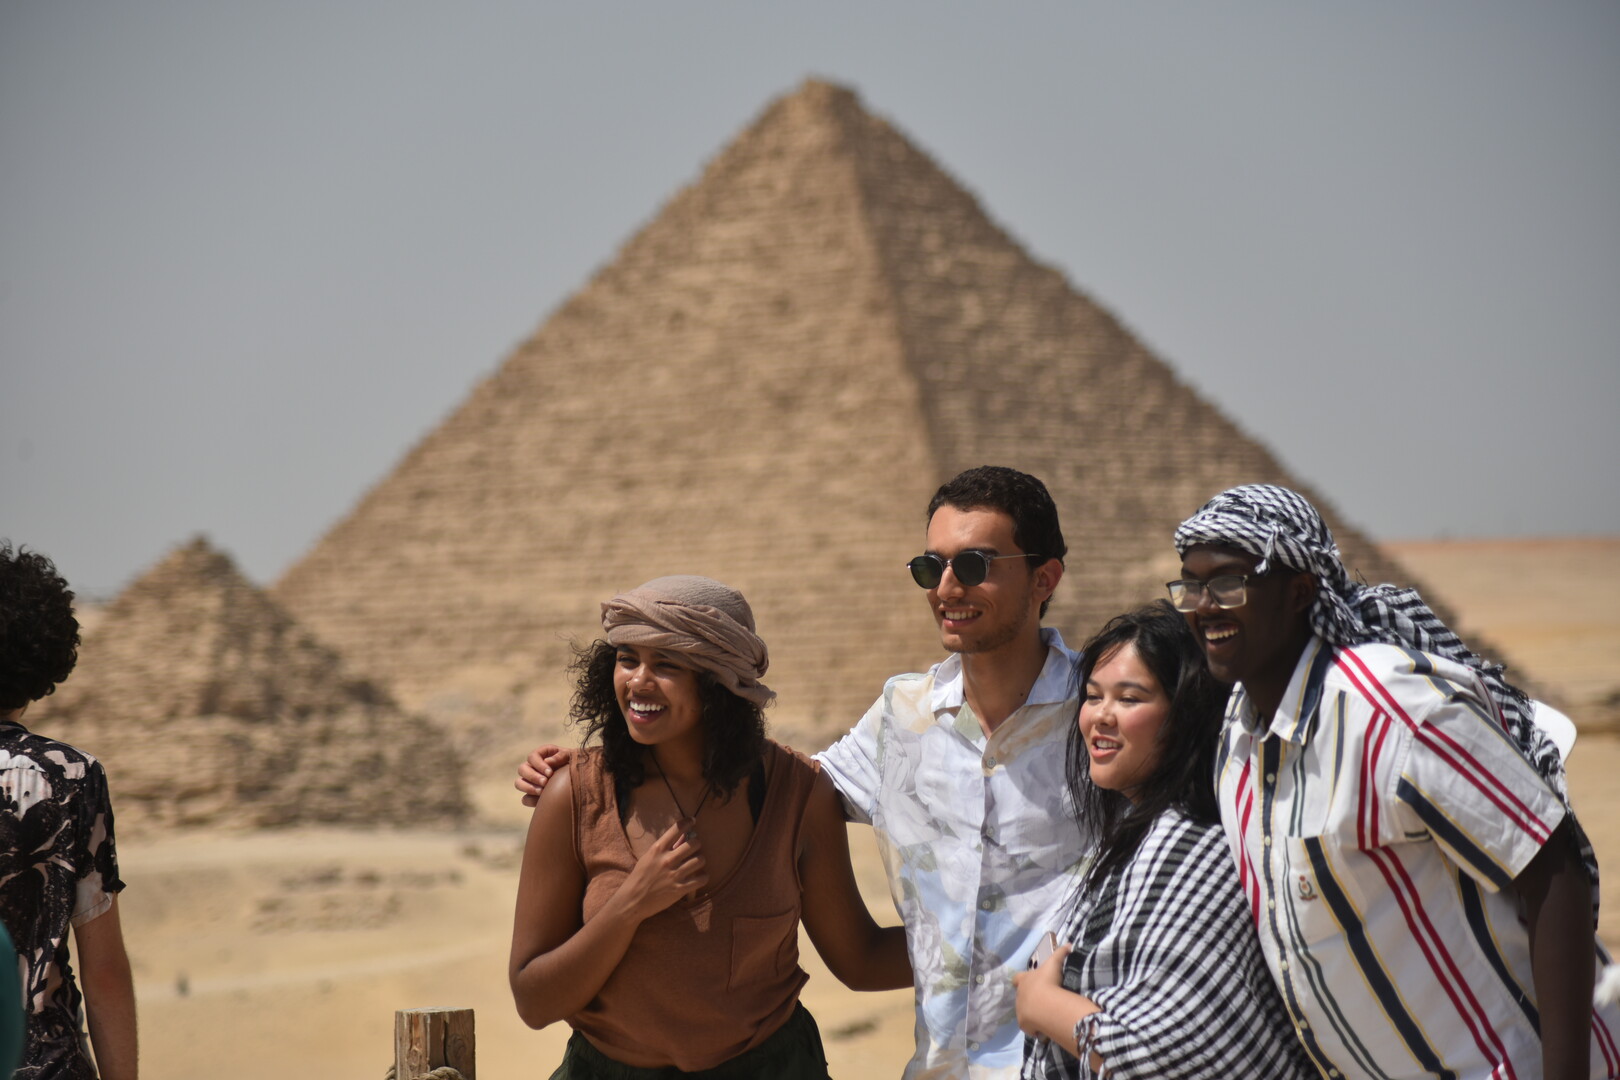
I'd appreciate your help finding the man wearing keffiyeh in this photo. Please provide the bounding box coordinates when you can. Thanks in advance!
[1174,484,1618,1080]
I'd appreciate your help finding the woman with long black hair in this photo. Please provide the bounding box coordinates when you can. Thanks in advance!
[1014,602,1312,1079]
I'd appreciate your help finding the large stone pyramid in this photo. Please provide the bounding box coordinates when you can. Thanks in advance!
[32,537,470,831]
[272,80,1422,738]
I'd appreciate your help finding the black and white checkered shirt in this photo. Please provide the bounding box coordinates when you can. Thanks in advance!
[1021,809,1313,1080]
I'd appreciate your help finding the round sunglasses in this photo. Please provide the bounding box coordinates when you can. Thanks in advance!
[905,550,1044,589]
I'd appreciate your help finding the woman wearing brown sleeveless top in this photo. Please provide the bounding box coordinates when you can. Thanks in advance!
[510,576,911,1079]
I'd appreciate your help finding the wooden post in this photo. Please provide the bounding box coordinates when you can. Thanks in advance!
[395,1007,475,1079]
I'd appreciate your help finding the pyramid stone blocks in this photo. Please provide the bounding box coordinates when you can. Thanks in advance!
[32,538,469,831]
[271,80,1444,739]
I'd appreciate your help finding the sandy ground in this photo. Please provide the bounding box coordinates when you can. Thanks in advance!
[121,538,1620,1078]
[1384,537,1620,719]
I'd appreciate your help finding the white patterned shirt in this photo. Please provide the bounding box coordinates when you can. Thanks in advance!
[818,629,1090,1080]
[1217,635,1620,1079]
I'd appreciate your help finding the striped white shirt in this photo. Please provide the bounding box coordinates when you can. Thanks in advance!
[1020,808,1316,1080]
[1217,635,1620,1079]
[819,628,1090,1080]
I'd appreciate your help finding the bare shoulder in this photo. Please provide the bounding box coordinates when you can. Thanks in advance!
[805,764,843,816]
[527,759,578,837]
[797,766,854,863]
[537,757,575,800]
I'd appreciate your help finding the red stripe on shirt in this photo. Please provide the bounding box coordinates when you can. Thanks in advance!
[1335,652,1551,845]
[1360,710,1393,850]
[1234,759,1261,923]
[1593,1006,1619,1076]
[1356,713,1373,850]
[1366,845,1515,1078]
[1338,651,1548,837]
[1411,724,1550,843]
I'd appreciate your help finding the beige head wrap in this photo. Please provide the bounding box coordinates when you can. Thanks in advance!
[601,575,775,706]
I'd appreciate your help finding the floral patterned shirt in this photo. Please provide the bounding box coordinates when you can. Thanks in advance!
[0,722,123,1080]
[818,629,1089,1080]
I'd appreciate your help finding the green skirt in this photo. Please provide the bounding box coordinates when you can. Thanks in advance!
[549,1003,831,1080]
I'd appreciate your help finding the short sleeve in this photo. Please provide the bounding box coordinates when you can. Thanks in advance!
[812,695,886,825]
[69,760,122,927]
[1394,693,1566,892]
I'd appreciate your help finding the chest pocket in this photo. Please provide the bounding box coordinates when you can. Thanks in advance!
[729,909,798,991]
[1281,834,1362,950]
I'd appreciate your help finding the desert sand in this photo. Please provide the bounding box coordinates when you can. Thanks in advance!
[123,538,1620,1078]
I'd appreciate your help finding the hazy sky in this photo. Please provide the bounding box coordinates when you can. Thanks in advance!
[3,2,1617,597]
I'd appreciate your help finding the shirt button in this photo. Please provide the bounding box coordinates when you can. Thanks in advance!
[1263,836,1272,847]
[1265,772,1276,783]
[985,756,997,768]
[980,899,994,910]
[974,974,985,985]
[1297,1020,1309,1031]
[1329,1072,1340,1078]
[1267,900,1276,910]
[1280,961,1290,972]
[967,1040,979,1051]
[983,827,995,843]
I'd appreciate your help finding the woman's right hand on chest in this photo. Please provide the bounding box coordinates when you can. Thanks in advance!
[618,821,709,919]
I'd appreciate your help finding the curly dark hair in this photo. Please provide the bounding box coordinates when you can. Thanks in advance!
[1067,601,1230,889]
[0,542,81,711]
[928,466,1067,617]
[568,639,766,797]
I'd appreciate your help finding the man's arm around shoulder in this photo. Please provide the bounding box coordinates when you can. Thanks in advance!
[74,894,136,1080]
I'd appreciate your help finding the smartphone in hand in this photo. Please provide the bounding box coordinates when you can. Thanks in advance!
[1029,930,1058,969]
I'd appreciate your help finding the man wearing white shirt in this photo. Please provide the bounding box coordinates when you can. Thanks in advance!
[818,466,1089,1080]
[1172,484,1618,1080]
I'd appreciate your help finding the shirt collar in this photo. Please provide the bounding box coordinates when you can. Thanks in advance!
[1234,633,1335,744]
[929,626,1077,717]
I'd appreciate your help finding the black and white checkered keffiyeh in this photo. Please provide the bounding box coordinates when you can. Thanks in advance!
[1175,484,1599,915]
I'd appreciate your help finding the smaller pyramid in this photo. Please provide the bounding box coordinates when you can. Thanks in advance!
[32,537,469,831]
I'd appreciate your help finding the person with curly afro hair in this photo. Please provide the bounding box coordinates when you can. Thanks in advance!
[0,542,137,1079]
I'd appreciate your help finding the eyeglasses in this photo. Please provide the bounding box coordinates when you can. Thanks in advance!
[906,550,1044,589]
[1165,573,1260,612]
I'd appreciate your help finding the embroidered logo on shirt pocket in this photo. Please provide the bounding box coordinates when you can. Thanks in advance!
[729,909,798,991]
[1281,835,1361,949]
